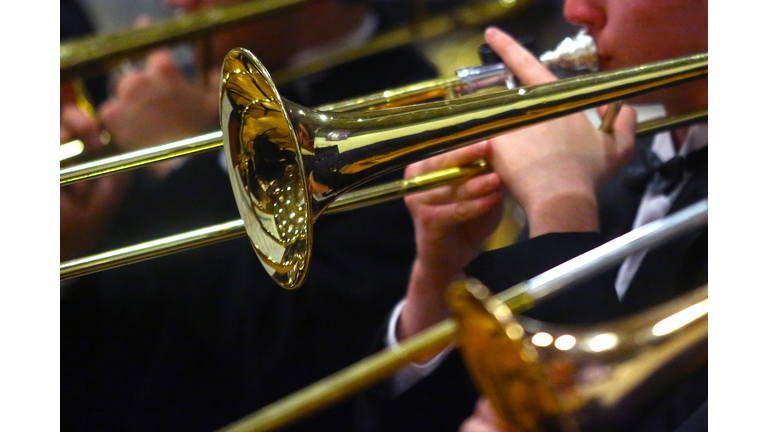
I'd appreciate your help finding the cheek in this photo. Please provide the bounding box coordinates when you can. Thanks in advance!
[605,2,705,64]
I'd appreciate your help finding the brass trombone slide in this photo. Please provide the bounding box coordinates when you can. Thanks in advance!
[215,199,708,432]
[61,0,524,84]
[60,0,310,82]
[59,107,707,187]
[59,111,705,281]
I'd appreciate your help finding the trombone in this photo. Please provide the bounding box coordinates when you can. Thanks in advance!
[60,30,603,278]
[220,49,707,288]
[60,51,707,283]
[215,199,708,432]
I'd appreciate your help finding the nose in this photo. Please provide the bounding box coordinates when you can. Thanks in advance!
[563,0,606,31]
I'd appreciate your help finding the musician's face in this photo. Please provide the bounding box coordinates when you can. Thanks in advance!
[563,0,707,71]
[563,0,707,111]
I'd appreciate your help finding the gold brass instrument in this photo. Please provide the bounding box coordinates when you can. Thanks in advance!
[221,50,707,288]
[451,281,707,432]
[59,52,708,282]
[61,29,600,186]
[215,200,708,432]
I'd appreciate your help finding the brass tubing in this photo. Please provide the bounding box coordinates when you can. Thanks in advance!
[60,132,223,186]
[635,108,708,139]
[215,200,708,432]
[60,163,488,280]
[326,160,490,214]
[60,0,309,81]
[315,76,463,112]
[60,220,246,280]
[598,101,624,133]
[59,100,707,186]
[220,319,459,432]
[58,111,705,280]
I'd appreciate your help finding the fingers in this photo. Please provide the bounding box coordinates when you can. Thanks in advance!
[595,103,636,160]
[407,172,502,209]
[112,68,148,100]
[611,104,638,164]
[61,104,102,150]
[460,398,517,432]
[111,48,180,101]
[484,27,557,86]
[422,190,504,229]
[405,141,490,178]
[474,398,499,422]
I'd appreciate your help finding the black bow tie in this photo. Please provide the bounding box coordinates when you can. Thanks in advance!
[625,145,708,194]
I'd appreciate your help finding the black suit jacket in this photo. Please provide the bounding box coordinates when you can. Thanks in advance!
[61,44,437,432]
[356,136,708,432]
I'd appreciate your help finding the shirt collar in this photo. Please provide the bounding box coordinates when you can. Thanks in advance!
[650,123,708,162]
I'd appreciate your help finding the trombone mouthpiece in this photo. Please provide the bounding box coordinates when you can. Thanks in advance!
[538,29,598,72]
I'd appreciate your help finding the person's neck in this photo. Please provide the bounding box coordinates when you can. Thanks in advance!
[671,127,690,150]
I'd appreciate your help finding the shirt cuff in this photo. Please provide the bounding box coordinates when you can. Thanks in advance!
[385,299,455,396]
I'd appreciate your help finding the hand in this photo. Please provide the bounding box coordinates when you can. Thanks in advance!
[484,27,637,237]
[460,398,519,432]
[99,49,219,173]
[398,142,504,342]
[60,105,130,261]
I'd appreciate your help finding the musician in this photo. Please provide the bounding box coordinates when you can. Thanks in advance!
[360,0,707,430]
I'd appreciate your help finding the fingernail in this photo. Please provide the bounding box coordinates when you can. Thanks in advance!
[475,140,488,155]
[485,173,501,191]
[485,27,500,40]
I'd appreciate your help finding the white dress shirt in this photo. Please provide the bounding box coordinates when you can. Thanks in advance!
[614,124,708,299]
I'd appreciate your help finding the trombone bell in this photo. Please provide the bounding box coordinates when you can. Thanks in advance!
[221,50,313,288]
[450,280,708,432]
